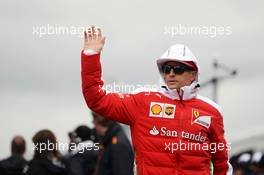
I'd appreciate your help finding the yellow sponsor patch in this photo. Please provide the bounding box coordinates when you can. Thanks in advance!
[151,104,162,115]
[149,102,175,119]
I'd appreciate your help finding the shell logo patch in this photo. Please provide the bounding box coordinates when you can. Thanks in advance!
[149,102,176,119]
[151,104,162,115]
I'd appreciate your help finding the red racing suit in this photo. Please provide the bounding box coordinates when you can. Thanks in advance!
[81,49,233,175]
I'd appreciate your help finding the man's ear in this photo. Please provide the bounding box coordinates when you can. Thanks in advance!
[191,71,197,81]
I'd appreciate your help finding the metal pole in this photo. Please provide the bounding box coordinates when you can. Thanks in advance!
[213,60,218,103]
[212,78,218,103]
[200,59,237,103]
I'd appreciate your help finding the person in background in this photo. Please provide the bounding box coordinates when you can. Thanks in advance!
[0,136,28,175]
[92,112,134,175]
[65,125,99,175]
[230,150,264,175]
[231,151,252,175]
[23,129,67,175]
[249,151,264,175]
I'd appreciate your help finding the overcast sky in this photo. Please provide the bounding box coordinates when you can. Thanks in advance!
[1,0,264,158]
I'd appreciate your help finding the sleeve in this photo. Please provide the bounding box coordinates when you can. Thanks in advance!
[81,51,139,125]
[210,113,233,175]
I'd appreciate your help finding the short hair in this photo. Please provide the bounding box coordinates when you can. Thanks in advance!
[92,112,114,128]
[11,136,26,155]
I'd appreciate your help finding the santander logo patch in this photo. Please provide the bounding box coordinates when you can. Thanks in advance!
[149,126,178,137]
[149,126,159,135]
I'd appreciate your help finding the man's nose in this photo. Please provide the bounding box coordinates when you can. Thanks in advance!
[169,69,175,76]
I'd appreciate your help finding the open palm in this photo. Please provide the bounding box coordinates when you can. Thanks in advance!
[83,26,105,53]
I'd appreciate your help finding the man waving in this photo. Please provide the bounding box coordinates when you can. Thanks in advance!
[81,26,233,175]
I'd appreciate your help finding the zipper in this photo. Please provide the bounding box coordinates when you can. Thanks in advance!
[177,104,184,175]
[175,89,185,175]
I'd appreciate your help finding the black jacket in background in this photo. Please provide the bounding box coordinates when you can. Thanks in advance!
[64,141,98,175]
[23,158,67,175]
[97,123,134,175]
[0,155,28,175]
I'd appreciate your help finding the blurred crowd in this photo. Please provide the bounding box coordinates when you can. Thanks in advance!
[0,112,134,175]
[1,112,264,175]
[231,150,264,175]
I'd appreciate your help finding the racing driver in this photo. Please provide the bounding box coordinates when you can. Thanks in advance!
[80,26,233,175]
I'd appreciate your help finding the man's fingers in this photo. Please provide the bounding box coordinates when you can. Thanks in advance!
[87,27,92,40]
[91,25,96,33]
[97,28,102,39]
[83,26,105,51]
[84,31,88,41]
[91,26,96,40]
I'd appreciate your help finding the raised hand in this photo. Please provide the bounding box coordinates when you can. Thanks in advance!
[83,26,106,53]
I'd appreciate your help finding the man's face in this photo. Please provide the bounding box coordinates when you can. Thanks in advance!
[92,118,107,136]
[162,61,197,90]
